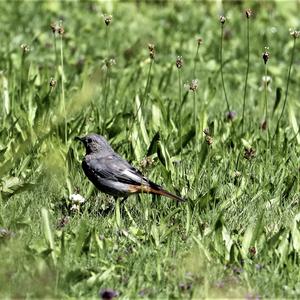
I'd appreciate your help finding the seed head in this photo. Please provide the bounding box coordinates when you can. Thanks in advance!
[148,43,155,60]
[262,47,270,64]
[148,43,155,52]
[20,43,30,53]
[203,128,210,136]
[219,16,226,24]
[176,56,183,69]
[50,22,58,33]
[57,26,64,35]
[49,78,57,88]
[206,135,213,146]
[184,79,198,92]
[245,9,252,18]
[249,246,256,256]
[0,228,14,239]
[203,128,213,145]
[104,58,116,69]
[139,156,154,170]
[104,14,112,26]
[289,29,300,39]
[197,37,203,45]
[260,120,267,131]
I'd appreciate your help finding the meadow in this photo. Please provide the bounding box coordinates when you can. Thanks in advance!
[0,1,300,298]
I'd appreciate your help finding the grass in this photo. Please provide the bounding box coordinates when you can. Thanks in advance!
[0,1,300,298]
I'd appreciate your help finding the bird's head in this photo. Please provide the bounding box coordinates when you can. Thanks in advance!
[75,133,113,155]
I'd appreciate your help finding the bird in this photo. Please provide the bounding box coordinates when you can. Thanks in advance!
[75,133,184,204]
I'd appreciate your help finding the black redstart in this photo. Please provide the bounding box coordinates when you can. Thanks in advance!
[76,133,184,202]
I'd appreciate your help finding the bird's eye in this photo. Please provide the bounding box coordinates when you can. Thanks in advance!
[87,138,92,143]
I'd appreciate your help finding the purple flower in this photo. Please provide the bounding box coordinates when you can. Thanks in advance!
[226,111,237,121]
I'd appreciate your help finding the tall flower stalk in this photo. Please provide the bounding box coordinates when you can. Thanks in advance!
[275,30,299,134]
[242,9,252,134]
[129,44,154,137]
[262,47,270,147]
[20,43,30,102]
[185,79,199,150]
[50,23,58,75]
[193,38,202,146]
[176,56,183,167]
[58,21,67,145]
[193,38,202,78]
[102,14,113,131]
[144,44,155,99]
[219,16,230,113]
[204,128,213,189]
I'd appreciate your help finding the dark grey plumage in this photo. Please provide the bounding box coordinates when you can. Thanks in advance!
[76,133,184,202]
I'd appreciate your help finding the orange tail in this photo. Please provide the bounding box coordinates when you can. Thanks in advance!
[129,184,185,202]
[150,187,185,202]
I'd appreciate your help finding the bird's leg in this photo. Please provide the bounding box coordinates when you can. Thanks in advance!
[98,197,116,216]
[99,203,114,216]
[120,196,128,206]
[119,196,128,216]
[98,197,128,217]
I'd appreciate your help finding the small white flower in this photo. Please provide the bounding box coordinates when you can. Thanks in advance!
[109,58,116,66]
[184,79,199,92]
[259,75,272,92]
[262,75,272,85]
[289,29,300,39]
[20,43,30,53]
[69,193,86,204]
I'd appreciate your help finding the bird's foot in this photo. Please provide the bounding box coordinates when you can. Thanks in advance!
[98,204,115,216]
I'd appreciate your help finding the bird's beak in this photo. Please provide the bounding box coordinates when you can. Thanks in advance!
[75,136,84,142]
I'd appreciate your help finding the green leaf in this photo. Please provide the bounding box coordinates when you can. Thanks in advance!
[175,128,195,154]
[198,141,209,168]
[272,87,282,114]
[288,105,300,144]
[157,140,174,173]
[41,208,56,265]
[115,199,121,228]
[242,213,264,257]
[222,225,233,260]
[135,94,150,146]
[277,231,290,263]
[0,72,10,115]
[151,224,160,247]
[291,214,300,251]
[147,132,160,156]
[132,124,143,160]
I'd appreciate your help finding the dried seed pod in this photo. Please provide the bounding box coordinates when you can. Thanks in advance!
[197,37,203,45]
[206,135,213,145]
[104,14,112,26]
[219,16,226,24]
[176,56,183,68]
[49,78,57,88]
[245,9,252,18]
[262,48,270,64]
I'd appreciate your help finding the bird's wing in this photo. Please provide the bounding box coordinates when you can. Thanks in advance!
[87,154,185,201]
[92,154,154,187]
